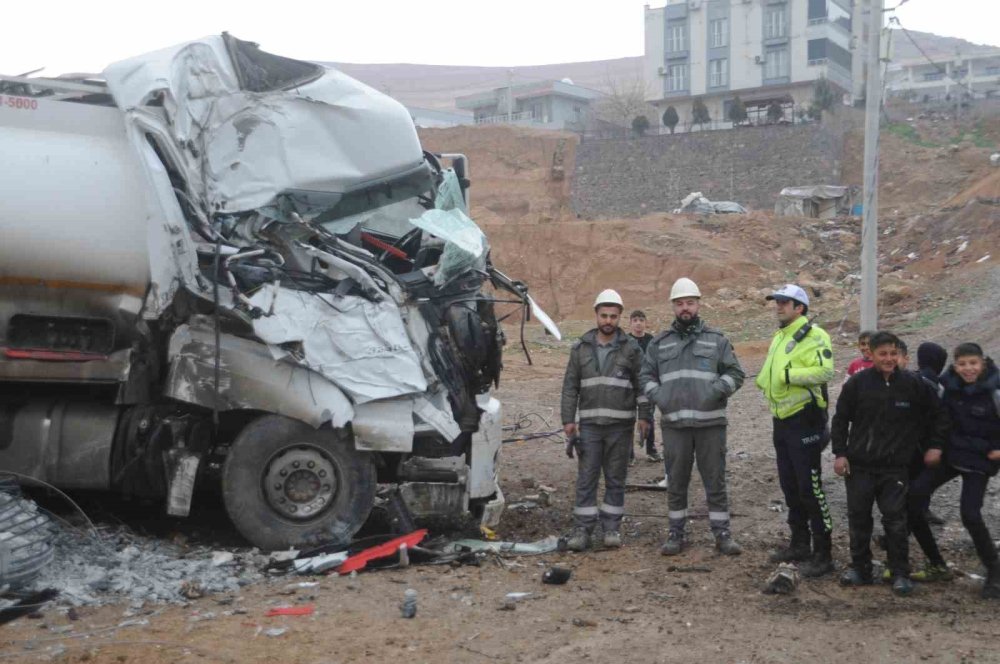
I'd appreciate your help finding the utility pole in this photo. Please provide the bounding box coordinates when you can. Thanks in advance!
[507,69,515,124]
[860,0,884,331]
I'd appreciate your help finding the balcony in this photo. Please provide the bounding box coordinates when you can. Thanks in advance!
[474,112,536,126]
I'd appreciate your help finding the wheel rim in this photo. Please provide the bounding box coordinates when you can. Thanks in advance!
[263,444,338,521]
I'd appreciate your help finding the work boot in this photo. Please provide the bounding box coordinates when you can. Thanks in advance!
[603,530,622,549]
[982,563,1000,600]
[660,530,686,556]
[646,450,663,463]
[769,529,811,563]
[799,533,835,578]
[892,576,914,597]
[910,563,953,582]
[839,567,875,586]
[564,527,592,552]
[715,530,742,556]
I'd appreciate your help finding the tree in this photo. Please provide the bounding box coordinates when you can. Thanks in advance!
[631,115,650,137]
[811,76,837,121]
[727,96,747,126]
[767,101,784,124]
[595,72,652,137]
[662,106,679,134]
[691,97,710,130]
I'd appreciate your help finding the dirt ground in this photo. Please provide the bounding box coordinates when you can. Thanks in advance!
[3,110,999,664]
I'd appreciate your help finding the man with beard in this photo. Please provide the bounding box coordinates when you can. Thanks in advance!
[756,284,836,578]
[561,289,651,551]
[639,278,745,555]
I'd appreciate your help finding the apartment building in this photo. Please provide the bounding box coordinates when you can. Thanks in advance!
[885,50,1000,101]
[455,80,603,130]
[643,0,859,129]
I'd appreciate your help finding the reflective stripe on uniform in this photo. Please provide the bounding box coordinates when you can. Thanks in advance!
[574,505,599,516]
[637,395,649,404]
[644,381,659,396]
[708,511,730,522]
[721,374,737,391]
[696,340,717,348]
[668,509,688,519]
[580,376,632,389]
[659,369,718,383]
[599,503,625,515]
[663,409,727,422]
[578,408,635,419]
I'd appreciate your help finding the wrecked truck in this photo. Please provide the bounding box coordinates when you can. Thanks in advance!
[0,35,559,550]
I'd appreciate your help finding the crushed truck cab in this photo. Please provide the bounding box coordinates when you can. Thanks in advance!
[0,35,558,550]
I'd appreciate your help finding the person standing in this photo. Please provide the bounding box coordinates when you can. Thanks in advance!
[847,330,875,377]
[628,310,662,463]
[907,343,1000,598]
[756,284,836,577]
[640,278,745,556]
[561,290,651,551]
[831,332,948,596]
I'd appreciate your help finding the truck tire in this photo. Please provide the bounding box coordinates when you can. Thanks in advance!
[222,415,375,551]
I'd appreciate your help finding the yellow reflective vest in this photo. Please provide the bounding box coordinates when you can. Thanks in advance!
[755,315,835,420]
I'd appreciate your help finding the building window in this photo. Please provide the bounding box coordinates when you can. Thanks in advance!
[765,7,788,39]
[923,72,945,82]
[709,59,729,87]
[667,64,688,92]
[808,0,827,23]
[764,48,789,79]
[710,19,728,48]
[667,24,686,52]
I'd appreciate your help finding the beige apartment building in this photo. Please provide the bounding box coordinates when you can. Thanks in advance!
[644,0,868,129]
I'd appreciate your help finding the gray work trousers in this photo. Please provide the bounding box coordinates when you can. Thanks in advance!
[662,425,731,536]
[573,422,633,533]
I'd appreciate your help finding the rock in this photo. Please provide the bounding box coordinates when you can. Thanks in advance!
[881,284,914,305]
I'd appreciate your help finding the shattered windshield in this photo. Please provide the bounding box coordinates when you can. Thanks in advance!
[310,167,434,236]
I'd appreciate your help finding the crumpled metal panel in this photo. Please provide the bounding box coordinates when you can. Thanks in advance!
[102,35,424,215]
[249,287,426,404]
[165,322,354,428]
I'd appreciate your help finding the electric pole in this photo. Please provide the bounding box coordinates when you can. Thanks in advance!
[860,0,884,331]
[507,69,515,124]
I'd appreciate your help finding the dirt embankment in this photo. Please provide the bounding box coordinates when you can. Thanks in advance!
[424,118,1000,339]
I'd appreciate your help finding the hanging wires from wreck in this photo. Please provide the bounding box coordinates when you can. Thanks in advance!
[501,411,562,444]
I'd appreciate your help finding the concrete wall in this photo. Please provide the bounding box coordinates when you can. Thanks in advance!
[571,115,858,217]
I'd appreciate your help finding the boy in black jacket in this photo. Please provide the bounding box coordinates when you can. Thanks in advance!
[832,331,949,596]
[908,343,1000,599]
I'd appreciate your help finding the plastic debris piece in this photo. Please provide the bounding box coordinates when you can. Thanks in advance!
[446,536,560,556]
[400,589,417,619]
[264,627,287,637]
[763,563,800,595]
[338,530,428,575]
[265,605,314,617]
[293,551,349,575]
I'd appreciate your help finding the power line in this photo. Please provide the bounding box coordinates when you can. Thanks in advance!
[889,17,959,84]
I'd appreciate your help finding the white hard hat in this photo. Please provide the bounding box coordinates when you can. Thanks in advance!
[593,289,624,310]
[669,277,701,301]
[766,284,810,307]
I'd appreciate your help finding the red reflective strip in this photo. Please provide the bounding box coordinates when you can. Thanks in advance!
[360,232,409,260]
[2,347,108,362]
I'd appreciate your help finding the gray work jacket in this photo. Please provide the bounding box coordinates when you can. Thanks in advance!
[561,328,651,426]
[639,319,745,428]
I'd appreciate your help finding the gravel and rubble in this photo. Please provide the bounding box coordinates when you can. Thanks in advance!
[29,525,268,606]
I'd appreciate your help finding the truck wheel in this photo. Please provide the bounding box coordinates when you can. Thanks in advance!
[222,415,375,551]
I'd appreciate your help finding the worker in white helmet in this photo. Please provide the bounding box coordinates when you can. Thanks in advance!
[560,289,651,551]
[639,278,746,556]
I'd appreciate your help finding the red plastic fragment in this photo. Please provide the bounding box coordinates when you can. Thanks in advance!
[337,529,428,575]
[265,605,315,617]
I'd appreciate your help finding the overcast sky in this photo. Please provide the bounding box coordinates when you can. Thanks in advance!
[2,0,997,75]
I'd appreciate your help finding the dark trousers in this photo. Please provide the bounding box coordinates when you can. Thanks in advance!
[908,464,999,568]
[573,422,633,532]
[846,466,910,576]
[773,411,832,538]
